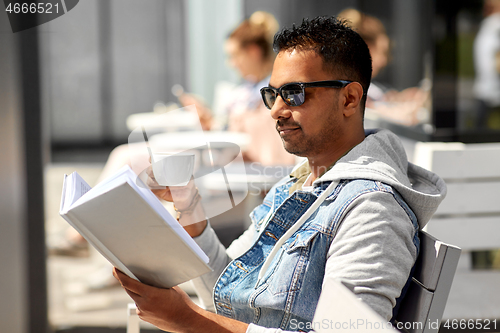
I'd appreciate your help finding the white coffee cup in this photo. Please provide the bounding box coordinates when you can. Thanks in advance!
[151,152,195,186]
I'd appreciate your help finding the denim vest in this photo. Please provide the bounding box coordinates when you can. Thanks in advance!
[213,177,419,331]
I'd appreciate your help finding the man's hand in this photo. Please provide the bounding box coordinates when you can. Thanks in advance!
[113,268,200,332]
[113,268,248,333]
[178,93,213,131]
[145,165,195,208]
[144,164,207,237]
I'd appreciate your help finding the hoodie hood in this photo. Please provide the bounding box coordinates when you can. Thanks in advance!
[313,129,446,229]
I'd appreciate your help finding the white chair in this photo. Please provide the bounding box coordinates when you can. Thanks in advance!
[314,231,460,333]
[413,141,500,320]
[394,231,461,333]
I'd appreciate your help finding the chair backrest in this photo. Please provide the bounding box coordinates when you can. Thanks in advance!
[413,141,500,251]
[411,141,500,321]
[394,230,461,333]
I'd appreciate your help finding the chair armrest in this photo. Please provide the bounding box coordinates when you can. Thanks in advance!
[127,303,140,333]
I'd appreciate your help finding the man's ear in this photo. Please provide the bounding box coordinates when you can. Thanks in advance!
[343,82,364,117]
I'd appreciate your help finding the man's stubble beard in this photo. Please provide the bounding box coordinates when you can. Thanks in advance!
[277,119,340,159]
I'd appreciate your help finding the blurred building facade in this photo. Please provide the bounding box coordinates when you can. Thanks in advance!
[42,0,437,148]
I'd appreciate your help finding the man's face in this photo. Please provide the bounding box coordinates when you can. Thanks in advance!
[269,49,346,158]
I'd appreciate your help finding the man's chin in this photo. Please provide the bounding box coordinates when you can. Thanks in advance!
[282,143,307,157]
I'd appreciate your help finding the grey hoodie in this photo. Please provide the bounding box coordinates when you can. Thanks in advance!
[192,129,447,333]
[319,129,446,229]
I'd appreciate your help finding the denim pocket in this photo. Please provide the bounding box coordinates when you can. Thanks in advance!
[267,230,320,295]
[250,202,272,232]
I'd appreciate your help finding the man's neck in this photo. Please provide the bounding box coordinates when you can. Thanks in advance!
[307,132,365,181]
[308,156,338,181]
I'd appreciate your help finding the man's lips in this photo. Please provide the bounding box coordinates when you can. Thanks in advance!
[277,126,300,136]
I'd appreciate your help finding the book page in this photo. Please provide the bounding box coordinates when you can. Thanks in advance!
[61,172,92,212]
[73,166,133,205]
[65,166,137,211]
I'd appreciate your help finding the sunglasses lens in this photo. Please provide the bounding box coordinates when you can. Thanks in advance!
[282,84,304,106]
[261,84,306,109]
[261,88,277,109]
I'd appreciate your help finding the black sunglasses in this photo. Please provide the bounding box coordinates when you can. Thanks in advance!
[260,80,354,109]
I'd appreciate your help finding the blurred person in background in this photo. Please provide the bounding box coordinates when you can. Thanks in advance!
[338,8,431,126]
[473,0,500,129]
[176,11,295,166]
[96,11,294,188]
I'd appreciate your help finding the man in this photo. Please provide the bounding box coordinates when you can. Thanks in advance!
[114,16,446,333]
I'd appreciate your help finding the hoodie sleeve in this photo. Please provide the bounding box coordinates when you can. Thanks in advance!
[324,189,419,321]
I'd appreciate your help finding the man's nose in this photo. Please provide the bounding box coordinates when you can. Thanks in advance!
[270,95,292,120]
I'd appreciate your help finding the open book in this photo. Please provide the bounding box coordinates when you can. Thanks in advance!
[59,165,212,289]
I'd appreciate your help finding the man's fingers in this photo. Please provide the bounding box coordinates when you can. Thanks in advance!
[145,165,172,190]
[113,268,152,297]
[124,287,142,301]
[113,271,142,301]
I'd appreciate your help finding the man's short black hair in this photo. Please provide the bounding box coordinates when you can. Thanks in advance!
[273,16,372,107]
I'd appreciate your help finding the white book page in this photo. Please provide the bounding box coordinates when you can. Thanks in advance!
[61,172,92,212]
[67,166,136,209]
